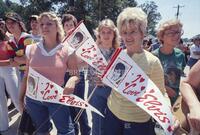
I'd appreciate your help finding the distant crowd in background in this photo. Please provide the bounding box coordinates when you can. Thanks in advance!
[0,6,200,135]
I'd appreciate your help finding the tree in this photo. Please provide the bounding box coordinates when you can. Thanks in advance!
[139,1,161,36]
[2,0,161,37]
[0,0,25,20]
[0,0,8,17]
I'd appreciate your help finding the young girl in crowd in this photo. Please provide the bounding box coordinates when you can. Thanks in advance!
[62,13,91,135]
[19,12,79,135]
[88,19,120,135]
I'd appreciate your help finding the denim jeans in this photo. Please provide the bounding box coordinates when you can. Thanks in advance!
[64,72,91,135]
[104,107,156,135]
[89,85,111,135]
[26,97,75,135]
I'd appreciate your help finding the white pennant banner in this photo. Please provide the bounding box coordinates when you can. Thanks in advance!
[102,48,174,135]
[26,67,103,117]
[63,22,108,74]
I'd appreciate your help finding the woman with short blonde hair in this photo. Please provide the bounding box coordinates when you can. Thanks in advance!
[117,7,147,36]
[157,19,183,44]
[104,7,169,135]
[153,19,186,105]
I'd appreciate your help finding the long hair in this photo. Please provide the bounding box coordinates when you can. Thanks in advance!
[38,12,65,43]
[94,19,120,49]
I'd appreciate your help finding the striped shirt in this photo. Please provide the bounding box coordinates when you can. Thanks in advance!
[7,32,34,71]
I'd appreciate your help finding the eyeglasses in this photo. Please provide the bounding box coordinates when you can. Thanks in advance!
[164,30,184,37]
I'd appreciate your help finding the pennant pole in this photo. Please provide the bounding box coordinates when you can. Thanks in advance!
[74,85,98,123]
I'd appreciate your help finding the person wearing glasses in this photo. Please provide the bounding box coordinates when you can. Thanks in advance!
[152,19,186,105]
[4,12,34,80]
[0,12,33,133]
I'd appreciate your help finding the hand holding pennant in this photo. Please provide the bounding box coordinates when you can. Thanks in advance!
[101,48,174,135]
[63,21,108,75]
[62,21,108,121]
[26,67,103,117]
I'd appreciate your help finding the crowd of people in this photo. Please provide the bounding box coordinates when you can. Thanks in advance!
[0,6,200,135]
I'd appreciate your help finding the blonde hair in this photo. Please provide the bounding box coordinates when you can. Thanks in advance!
[38,12,65,43]
[117,7,147,35]
[94,19,120,49]
[157,19,183,43]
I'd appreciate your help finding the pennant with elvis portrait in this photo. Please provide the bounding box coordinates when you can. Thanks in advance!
[63,22,108,74]
[101,48,174,135]
[26,67,103,117]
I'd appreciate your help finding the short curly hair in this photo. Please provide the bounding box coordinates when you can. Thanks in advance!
[117,7,147,36]
[157,19,183,43]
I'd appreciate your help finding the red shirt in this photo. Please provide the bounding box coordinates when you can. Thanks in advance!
[0,41,10,60]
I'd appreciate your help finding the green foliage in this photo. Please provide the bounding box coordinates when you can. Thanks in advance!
[139,1,161,36]
[1,0,161,36]
[0,0,8,17]
[0,0,24,20]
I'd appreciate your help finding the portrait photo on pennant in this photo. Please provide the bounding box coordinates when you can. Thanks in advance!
[67,28,88,49]
[106,57,132,88]
[27,74,38,98]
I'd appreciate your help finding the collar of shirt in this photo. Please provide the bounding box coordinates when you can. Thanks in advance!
[38,42,63,56]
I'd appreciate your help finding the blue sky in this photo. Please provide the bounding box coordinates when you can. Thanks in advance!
[138,0,200,39]
[12,0,200,38]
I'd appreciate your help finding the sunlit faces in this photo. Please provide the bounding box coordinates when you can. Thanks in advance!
[99,27,115,45]
[5,19,21,33]
[39,16,57,38]
[120,22,143,49]
[63,20,75,34]
[162,25,183,46]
